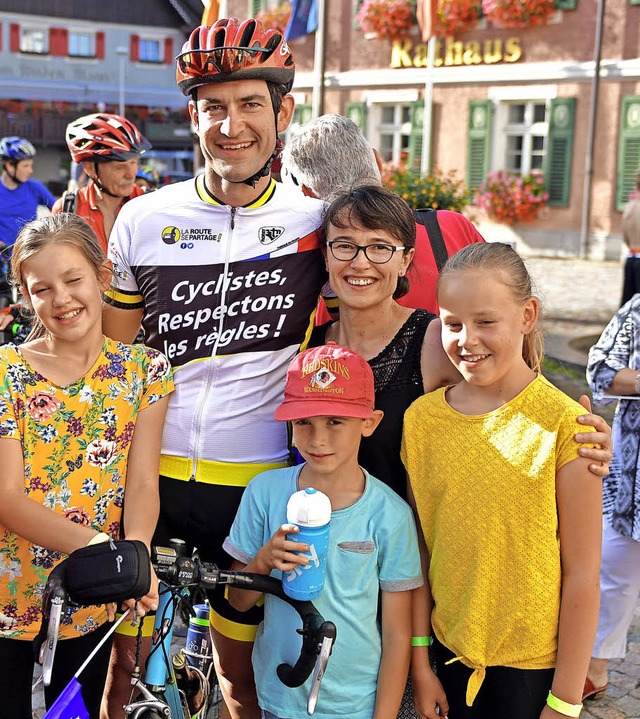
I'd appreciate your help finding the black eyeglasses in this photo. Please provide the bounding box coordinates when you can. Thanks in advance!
[327,240,407,265]
[176,46,268,75]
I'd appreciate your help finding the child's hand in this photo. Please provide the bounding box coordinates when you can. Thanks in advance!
[255,524,310,574]
[412,667,449,719]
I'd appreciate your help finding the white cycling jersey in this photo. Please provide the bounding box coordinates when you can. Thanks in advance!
[106,176,327,482]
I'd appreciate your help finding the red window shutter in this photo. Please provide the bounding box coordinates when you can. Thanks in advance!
[49,28,68,56]
[130,34,139,61]
[10,23,20,52]
[164,36,173,64]
[49,28,60,55]
[96,31,105,59]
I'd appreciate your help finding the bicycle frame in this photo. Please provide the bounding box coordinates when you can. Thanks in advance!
[124,582,193,719]
[38,543,337,719]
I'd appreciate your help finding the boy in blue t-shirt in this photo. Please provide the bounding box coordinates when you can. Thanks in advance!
[224,343,423,719]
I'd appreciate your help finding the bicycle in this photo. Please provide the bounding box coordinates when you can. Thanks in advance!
[37,539,337,719]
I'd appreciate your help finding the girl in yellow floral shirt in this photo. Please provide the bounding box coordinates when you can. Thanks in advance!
[0,213,173,718]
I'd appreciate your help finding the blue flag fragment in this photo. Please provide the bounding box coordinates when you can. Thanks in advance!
[284,0,318,41]
[43,677,90,719]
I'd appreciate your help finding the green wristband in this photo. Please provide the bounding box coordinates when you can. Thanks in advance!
[411,636,433,647]
[546,692,583,717]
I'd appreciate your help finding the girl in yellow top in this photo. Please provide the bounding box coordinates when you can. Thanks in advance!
[0,213,173,718]
[401,243,601,719]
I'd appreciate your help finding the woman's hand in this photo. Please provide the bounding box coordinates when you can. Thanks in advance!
[119,565,159,621]
[412,666,449,719]
[575,395,613,477]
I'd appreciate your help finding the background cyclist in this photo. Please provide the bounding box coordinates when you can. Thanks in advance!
[102,17,329,719]
[52,113,151,252]
[0,136,56,251]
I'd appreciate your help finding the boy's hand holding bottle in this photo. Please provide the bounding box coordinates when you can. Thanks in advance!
[254,524,310,575]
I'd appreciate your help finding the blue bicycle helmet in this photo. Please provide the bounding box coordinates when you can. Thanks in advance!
[136,165,159,186]
[0,136,36,162]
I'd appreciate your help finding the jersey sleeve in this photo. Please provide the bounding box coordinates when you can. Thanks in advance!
[35,181,57,210]
[105,213,144,310]
[139,347,174,411]
[378,501,423,592]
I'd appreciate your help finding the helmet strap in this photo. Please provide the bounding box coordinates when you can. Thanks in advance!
[231,83,282,187]
[4,161,21,185]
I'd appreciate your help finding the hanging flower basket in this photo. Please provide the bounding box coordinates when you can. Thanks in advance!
[255,2,292,35]
[435,0,481,37]
[356,0,416,43]
[481,0,556,29]
[475,171,548,225]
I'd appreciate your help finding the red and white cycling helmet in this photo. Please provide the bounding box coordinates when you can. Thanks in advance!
[65,113,151,163]
[176,17,295,96]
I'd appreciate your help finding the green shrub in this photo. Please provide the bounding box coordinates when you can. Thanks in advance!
[381,163,471,212]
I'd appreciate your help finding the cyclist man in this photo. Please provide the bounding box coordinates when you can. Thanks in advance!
[0,136,56,248]
[52,113,151,251]
[102,18,328,719]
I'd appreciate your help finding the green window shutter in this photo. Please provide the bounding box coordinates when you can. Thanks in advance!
[293,103,313,127]
[544,97,576,207]
[466,100,492,191]
[616,96,640,210]
[554,0,576,9]
[345,102,367,132]
[250,0,264,16]
[408,101,425,174]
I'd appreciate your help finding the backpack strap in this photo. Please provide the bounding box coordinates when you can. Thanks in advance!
[62,190,77,214]
[414,208,448,272]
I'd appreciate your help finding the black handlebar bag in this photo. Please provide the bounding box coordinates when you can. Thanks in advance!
[65,539,151,605]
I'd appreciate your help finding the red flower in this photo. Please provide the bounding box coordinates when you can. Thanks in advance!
[64,506,91,526]
[357,0,415,42]
[435,0,481,36]
[27,391,60,421]
[475,171,548,225]
[482,0,556,29]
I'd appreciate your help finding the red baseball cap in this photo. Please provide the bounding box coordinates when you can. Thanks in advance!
[275,343,375,421]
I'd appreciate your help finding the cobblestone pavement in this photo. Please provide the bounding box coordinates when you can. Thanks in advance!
[32,257,639,718]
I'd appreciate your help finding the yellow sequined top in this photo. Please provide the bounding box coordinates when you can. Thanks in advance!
[401,375,594,705]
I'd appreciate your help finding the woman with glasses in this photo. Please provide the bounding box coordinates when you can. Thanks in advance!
[310,185,458,499]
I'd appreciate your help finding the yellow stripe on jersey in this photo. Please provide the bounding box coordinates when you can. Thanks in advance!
[105,287,144,307]
[196,174,276,208]
[160,455,288,487]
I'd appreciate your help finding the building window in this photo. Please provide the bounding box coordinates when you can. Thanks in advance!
[139,39,162,63]
[69,32,94,58]
[376,104,412,163]
[20,27,48,54]
[501,101,548,175]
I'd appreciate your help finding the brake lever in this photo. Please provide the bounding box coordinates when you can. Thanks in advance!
[39,587,67,686]
[306,622,336,716]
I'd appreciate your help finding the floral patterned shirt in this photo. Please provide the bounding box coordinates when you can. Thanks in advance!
[0,337,173,640]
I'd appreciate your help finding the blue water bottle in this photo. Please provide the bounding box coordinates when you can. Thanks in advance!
[184,603,213,678]
[283,487,331,601]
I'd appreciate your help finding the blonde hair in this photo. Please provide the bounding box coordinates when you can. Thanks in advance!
[11,213,109,341]
[437,242,544,373]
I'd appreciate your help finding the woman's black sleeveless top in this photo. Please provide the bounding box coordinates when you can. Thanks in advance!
[309,309,435,500]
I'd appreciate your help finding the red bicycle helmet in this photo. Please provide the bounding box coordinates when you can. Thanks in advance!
[176,18,295,96]
[66,113,151,163]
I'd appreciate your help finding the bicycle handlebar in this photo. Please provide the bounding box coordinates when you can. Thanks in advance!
[152,547,337,689]
[37,544,337,697]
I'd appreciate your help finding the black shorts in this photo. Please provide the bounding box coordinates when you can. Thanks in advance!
[153,475,263,641]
